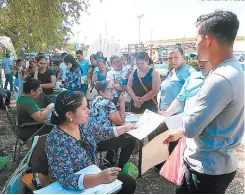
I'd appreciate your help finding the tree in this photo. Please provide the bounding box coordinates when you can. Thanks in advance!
[0,0,91,57]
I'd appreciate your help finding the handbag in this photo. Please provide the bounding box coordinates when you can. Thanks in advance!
[86,85,98,101]
[160,136,186,185]
[137,70,158,106]
[1,136,40,194]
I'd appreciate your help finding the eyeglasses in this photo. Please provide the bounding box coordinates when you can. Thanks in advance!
[105,88,114,92]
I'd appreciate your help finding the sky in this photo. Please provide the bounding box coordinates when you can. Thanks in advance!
[71,0,245,48]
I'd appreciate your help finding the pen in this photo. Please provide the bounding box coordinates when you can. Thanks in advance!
[111,171,118,176]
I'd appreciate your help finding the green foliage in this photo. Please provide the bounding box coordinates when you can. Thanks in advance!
[187,59,200,71]
[0,0,91,57]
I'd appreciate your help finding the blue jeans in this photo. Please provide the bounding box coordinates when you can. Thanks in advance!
[4,72,13,91]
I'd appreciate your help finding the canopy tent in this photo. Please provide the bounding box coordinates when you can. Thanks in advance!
[0,36,17,58]
[87,36,120,58]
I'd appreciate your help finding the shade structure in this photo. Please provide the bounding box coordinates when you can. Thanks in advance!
[87,36,120,58]
[0,36,17,58]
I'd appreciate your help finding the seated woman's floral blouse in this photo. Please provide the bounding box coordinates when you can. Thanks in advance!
[45,122,116,190]
[89,95,117,128]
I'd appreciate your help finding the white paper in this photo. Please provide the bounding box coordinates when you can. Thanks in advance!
[34,165,122,194]
[141,131,170,174]
[127,109,166,140]
[165,113,184,130]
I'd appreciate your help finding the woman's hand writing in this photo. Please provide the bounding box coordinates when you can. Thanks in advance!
[98,167,121,184]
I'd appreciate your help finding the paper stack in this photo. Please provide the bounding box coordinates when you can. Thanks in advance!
[34,165,122,194]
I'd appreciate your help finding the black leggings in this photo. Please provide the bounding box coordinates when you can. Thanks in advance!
[98,135,136,168]
[117,172,136,194]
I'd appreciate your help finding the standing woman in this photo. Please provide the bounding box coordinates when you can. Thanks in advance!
[32,55,56,108]
[87,54,98,82]
[127,52,161,114]
[92,58,108,82]
[106,56,124,105]
[62,54,82,92]
[33,55,56,95]
[159,47,196,112]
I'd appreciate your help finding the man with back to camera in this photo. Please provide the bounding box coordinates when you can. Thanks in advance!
[163,10,244,193]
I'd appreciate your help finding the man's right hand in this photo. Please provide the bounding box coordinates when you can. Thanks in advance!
[163,129,183,144]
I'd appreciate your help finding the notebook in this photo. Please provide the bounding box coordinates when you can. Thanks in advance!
[34,165,122,194]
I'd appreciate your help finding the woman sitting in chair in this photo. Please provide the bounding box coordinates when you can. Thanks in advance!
[17,78,54,141]
[46,91,136,193]
[89,80,136,168]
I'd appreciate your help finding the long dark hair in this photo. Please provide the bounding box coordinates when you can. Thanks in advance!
[63,54,81,72]
[51,91,85,125]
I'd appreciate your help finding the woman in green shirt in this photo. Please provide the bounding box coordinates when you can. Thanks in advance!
[17,78,54,141]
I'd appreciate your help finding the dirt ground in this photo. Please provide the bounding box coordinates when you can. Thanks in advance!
[0,105,244,193]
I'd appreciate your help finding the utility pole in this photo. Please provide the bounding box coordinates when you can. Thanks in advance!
[137,14,144,44]
[151,28,153,41]
[105,22,108,36]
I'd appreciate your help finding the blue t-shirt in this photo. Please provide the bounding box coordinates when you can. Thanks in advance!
[78,59,89,76]
[78,59,89,84]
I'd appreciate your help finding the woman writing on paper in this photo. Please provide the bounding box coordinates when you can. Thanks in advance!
[46,91,136,193]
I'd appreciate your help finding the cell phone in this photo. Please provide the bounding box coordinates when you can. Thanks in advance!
[32,172,42,189]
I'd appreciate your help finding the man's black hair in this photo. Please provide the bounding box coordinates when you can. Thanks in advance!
[196,10,239,46]
[76,50,83,55]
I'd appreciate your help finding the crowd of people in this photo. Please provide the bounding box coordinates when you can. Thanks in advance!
[0,10,244,194]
